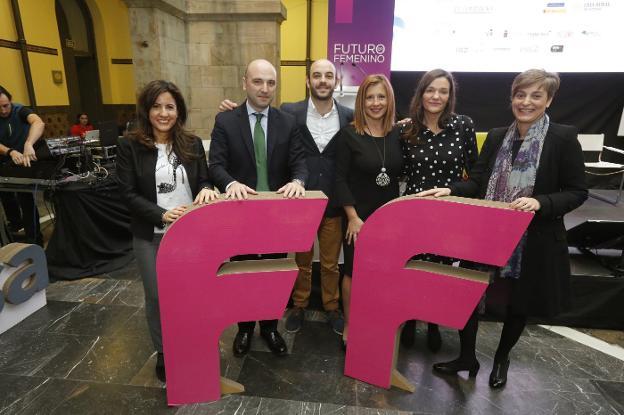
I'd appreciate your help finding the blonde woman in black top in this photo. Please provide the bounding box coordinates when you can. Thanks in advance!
[334,74,404,347]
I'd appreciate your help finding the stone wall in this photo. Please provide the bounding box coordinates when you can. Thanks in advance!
[124,0,285,139]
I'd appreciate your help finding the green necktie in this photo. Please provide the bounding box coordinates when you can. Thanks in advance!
[253,113,269,191]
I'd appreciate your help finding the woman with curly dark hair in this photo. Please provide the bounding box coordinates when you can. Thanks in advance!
[116,80,218,382]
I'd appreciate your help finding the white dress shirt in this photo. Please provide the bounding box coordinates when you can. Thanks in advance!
[306,98,340,153]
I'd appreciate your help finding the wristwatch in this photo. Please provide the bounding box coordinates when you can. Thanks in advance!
[292,179,305,187]
[6,148,15,156]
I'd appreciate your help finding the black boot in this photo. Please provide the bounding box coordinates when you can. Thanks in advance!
[432,311,479,377]
[488,311,526,389]
[489,358,510,388]
[433,358,480,377]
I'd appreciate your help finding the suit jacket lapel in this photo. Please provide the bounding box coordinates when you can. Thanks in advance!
[296,101,308,127]
[534,127,553,190]
[142,146,158,202]
[237,104,255,163]
[296,101,319,154]
[336,101,350,128]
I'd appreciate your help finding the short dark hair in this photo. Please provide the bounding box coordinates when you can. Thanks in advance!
[0,85,12,101]
[511,69,560,100]
[76,112,88,122]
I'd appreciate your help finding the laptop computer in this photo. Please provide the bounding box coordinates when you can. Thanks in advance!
[84,129,100,141]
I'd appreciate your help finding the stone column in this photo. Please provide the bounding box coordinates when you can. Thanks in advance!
[123,0,285,139]
[124,1,188,96]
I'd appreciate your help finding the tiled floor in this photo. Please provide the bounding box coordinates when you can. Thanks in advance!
[1,259,623,414]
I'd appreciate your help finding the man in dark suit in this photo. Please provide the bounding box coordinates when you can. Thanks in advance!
[218,59,353,338]
[209,59,307,357]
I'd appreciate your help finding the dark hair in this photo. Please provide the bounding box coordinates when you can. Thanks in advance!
[76,112,89,123]
[127,80,197,163]
[402,69,457,144]
[0,85,12,101]
[352,74,396,135]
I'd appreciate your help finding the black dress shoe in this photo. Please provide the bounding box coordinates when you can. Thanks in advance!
[400,320,416,348]
[155,352,166,382]
[433,357,480,377]
[427,323,442,353]
[489,359,510,388]
[233,331,252,357]
[261,330,288,356]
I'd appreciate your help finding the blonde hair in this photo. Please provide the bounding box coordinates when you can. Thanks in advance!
[512,69,560,99]
[352,74,396,135]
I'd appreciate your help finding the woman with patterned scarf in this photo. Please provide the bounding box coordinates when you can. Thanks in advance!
[416,69,587,389]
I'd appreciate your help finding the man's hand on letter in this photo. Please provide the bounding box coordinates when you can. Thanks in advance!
[277,180,305,198]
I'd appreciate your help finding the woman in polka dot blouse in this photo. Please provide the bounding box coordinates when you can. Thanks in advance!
[399,68,478,352]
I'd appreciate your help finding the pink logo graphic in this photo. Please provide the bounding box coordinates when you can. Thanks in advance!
[156,193,327,405]
[335,0,354,23]
[344,196,533,390]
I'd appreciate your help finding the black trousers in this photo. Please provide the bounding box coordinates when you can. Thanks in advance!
[232,253,286,334]
[0,191,42,245]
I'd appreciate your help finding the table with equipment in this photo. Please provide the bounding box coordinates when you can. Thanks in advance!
[0,135,132,280]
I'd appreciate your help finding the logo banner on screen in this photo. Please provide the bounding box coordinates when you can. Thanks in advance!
[328,0,395,86]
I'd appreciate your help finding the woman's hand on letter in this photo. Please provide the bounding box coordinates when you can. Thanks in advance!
[162,205,188,223]
[510,197,540,212]
[415,188,451,197]
[345,216,364,245]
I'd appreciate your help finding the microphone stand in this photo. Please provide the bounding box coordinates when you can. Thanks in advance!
[339,62,344,96]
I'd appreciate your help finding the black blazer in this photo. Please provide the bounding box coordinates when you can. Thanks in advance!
[116,136,212,241]
[450,122,588,317]
[281,99,353,217]
[209,103,307,192]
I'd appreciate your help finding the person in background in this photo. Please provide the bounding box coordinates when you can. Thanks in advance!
[70,112,94,138]
[0,85,45,245]
[399,69,478,352]
[417,69,587,389]
[218,59,353,337]
[334,74,404,348]
[117,80,218,383]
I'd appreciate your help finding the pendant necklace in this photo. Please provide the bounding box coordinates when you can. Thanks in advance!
[366,127,390,187]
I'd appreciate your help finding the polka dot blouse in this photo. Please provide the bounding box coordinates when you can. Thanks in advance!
[401,114,478,195]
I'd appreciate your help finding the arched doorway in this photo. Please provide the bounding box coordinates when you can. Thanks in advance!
[55,0,102,125]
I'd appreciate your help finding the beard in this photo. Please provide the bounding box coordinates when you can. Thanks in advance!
[310,84,334,101]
